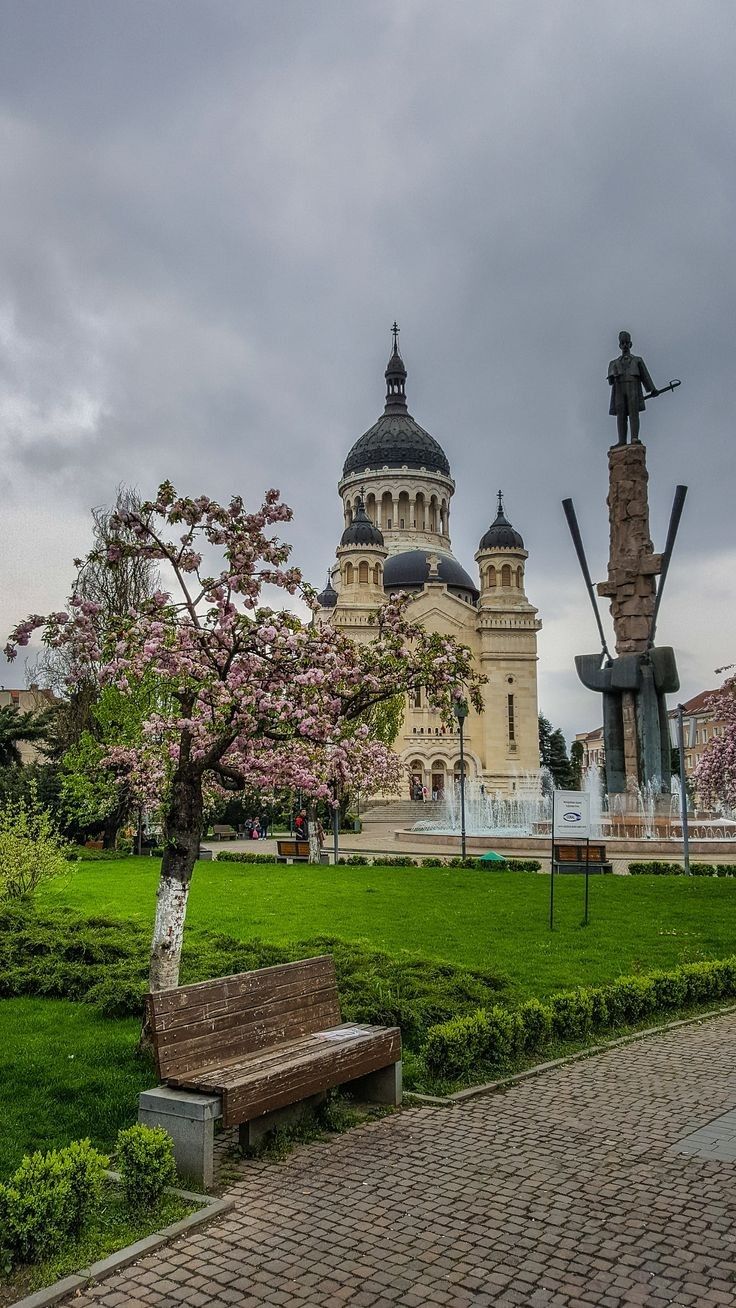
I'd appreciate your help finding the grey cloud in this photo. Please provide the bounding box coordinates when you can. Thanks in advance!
[1,0,735,734]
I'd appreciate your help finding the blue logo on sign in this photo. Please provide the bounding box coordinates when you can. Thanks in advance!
[563,811,581,823]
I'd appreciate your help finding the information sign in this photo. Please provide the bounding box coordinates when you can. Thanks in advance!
[552,790,591,840]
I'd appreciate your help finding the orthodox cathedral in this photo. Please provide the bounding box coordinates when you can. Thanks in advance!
[316,328,542,797]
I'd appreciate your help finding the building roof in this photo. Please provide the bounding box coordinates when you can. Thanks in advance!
[667,690,719,718]
[478,491,525,550]
[342,327,451,479]
[383,549,479,600]
[575,726,604,742]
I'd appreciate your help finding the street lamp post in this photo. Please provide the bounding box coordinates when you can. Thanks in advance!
[454,699,469,860]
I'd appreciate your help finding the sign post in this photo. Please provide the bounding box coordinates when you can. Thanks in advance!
[550,790,592,930]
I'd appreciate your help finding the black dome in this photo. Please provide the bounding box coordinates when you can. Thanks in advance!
[316,573,338,608]
[343,413,451,478]
[383,550,478,601]
[479,494,525,550]
[340,500,384,547]
[343,329,451,478]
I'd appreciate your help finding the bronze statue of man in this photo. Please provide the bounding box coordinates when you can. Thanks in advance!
[608,330,659,445]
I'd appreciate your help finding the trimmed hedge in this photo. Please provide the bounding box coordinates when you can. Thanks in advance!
[117,1125,176,1211]
[628,861,736,877]
[0,1139,108,1272]
[422,955,736,1083]
[215,851,280,864]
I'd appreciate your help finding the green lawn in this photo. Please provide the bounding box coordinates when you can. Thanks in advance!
[0,998,153,1178]
[41,858,736,1002]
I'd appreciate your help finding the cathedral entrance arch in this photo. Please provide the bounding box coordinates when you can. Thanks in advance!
[430,759,446,800]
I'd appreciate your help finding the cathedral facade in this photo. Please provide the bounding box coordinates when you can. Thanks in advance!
[316,331,542,797]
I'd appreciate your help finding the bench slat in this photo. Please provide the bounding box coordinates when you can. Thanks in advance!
[149,956,340,1081]
[169,1024,401,1126]
[156,997,343,1078]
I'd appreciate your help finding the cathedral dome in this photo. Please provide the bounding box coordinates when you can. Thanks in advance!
[342,325,451,478]
[478,492,525,550]
[340,499,385,547]
[383,550,478,601]
[316,572,338,608]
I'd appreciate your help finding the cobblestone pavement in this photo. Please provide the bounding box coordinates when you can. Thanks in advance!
[69,1014,736,1307]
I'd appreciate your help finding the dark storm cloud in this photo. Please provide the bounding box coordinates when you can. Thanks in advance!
[2,0,735,735]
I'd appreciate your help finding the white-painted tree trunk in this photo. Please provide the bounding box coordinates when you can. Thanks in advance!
[149,874,191,992]
[307,818,321,864]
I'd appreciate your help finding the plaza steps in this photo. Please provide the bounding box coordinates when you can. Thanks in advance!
[359,800,445,827]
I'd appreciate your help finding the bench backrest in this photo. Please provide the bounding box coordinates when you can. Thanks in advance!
[276,840,310,857]
[148,955,341,1081]
[554,843,607,863]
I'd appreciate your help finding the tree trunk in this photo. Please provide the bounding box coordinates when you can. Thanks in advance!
[307,800,321,864]
[147,759,203,994]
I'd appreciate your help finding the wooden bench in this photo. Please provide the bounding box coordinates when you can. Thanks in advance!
[276,838,329,864]
[212,824,237,840]
[553,842,613,874]
[140,956,401,1184]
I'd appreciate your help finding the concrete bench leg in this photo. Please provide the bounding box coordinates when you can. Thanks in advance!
[139,1087,221,1189]
[238,1091,327,1152]
[348,1059,402,1106]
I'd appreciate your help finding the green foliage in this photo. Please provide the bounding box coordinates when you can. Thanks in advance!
[116,1125,176,1210]
[421,955,736,1085]
[0,904,506,1053]
[0,702,55,768]
[0,782,71,900]
[375,856,417,867]
[419,856,445,867]
[0,1139,108,1271]
[629,861,736,877]
[337,854,370,865]
[215,851,280,864]
[569,739,584,789]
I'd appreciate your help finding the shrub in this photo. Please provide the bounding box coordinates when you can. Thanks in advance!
[628,861,736,877]
[420,857,445,867]
[215,851,279,864]
[588,988,610,1029]
[342,854,370,865]
[506,859,542,873]
[0,1140,108,1270]
[423,1009,492,1080]
[116,1125,177,1210]
[518,998,553,1050]
[0,783,71,899]
[649,969,688,1010]
[378,856,417,867]
[550,989,594,1040]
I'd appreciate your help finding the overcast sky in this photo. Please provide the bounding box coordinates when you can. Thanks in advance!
[2,0,735,740]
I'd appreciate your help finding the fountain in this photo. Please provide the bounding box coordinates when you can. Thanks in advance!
[406,762,736,856]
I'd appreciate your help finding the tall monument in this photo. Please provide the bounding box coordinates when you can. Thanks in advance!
[565,332,684,805]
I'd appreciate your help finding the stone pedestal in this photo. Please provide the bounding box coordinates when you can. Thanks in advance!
[597,444,662,656]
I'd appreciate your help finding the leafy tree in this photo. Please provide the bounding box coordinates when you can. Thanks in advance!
[548,728,572,789]
[7,482,483,998]
[569,739,584,789]
[0,704,55,768]
[696,677,736,809]
[538,713,553,769]
[0,782,70,899]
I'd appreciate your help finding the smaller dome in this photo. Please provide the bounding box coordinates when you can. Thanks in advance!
[479,491,525,551]
[340,499,385,548]
[316,572,338,609]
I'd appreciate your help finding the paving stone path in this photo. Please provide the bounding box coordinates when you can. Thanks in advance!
[69,1014,736,1307]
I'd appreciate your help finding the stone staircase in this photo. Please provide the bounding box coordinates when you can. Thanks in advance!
[360,800,445,827]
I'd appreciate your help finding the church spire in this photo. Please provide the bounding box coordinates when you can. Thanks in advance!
[384,321,408,414]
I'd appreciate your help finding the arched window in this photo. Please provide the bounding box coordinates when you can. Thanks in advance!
[501,564,512,588]
[430,760,446,799]
[344,561,354,585]
[373,564,382,585]
[358,561,369,584]
[516,566,523,589]
[487,565,497,589]
[381,491,393,530]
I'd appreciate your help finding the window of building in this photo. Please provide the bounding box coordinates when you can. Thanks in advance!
[344,562,354,584]
[507,693,516,745]
[501,564,512,588]
[358,561,369,584]
[413,686,422,709]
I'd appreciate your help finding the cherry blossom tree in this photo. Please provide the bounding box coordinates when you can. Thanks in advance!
[695,674,736,810]
[7,482,482,994]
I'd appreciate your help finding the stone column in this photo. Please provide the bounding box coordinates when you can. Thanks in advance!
[597,443,663,797]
